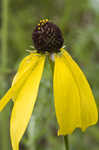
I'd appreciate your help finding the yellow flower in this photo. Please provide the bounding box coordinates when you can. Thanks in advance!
[0,19,98,150]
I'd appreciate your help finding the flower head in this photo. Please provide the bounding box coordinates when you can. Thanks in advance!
[32,19,64,53]
[0,19,98,150]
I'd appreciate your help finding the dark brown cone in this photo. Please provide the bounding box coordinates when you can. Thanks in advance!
[32,20,64,53]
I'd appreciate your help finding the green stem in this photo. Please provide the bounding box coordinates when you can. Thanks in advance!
[1,0,10,150]
[49,56,54,76]
[49,55,70,150]
[1,0,9,68]
[64,135,69,150]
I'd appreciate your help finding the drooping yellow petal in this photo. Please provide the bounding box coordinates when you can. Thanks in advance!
[53,49,98,135]
[10,56,45,150]
[12,53,40,85]
[62,49,98,131]
[11,53,40,101]
[0,53,40,111]
[54,54,81,135]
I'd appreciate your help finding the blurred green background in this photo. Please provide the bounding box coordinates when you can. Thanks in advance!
[0,0,99,150]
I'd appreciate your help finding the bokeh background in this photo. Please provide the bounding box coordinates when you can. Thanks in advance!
[0,0,99,150]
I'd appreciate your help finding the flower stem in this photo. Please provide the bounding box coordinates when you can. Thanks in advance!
[1,0,9,69]
[64,135,69,150]
[0,0,10,150]
[49,55,54,76]
[49,55,70,150]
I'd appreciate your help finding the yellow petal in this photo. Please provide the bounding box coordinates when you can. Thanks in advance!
[12,53,40,85]
[53,49,98,135]
[54,54,81,135]
[10,56,45,150]
[12,53,41,101]
[62,49,98,131]
[0,53,40,111]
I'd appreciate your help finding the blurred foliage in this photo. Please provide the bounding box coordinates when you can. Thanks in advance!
[0,0,99,150]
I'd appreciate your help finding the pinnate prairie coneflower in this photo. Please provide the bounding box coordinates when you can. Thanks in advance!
[0,19,98,150]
